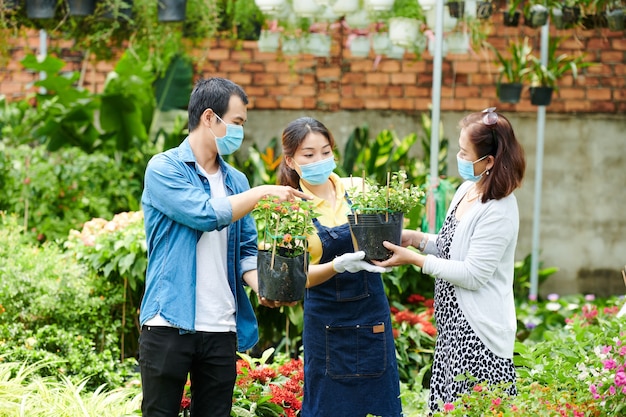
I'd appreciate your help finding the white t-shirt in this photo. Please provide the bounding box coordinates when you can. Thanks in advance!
[145,165,236,332]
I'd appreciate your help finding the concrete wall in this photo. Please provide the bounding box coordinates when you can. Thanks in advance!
[243,110,626,297]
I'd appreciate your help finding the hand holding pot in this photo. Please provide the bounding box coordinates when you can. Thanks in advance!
[332,251,390,274]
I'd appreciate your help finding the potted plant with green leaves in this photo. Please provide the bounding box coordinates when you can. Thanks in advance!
[389,0,424,49]
[346,171,424,261]
[551,0,582,29]
[503,0,522,26]
[527,37,592,106]
[252,195,318,302]
[606,1,625,31]
[487,36,532,103]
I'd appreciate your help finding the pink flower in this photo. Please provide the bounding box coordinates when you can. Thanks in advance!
[443,403,455,412]
[491,397,502,406]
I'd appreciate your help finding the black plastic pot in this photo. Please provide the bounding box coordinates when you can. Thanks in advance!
[447,1,464,19]
[348,212,403,261]
[607,9,625,32]
[476,1,493,19]
[26,0,57,19]
[158,0,187,22]
[529,86,553,106]
[67,0,95,16]
[502,10,520,27]
[103,0,133,20]
[498,83,523,104]
[562,6,580,25]
[258,249,308,302]
[525,6,549,28]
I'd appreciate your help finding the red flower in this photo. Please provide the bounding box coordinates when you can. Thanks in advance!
[407,294,426,305]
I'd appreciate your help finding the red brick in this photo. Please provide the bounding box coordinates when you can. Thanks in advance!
[558,87,586,99]
[378,60,402,73]
[207,48,230,60]
[317,67,342,80]
[291,85,316,97]
[253,73,278,86]
[390,73,417,85]
[364,97,391,110]
[390,98,415,111]
[229,73,252,86]
[253,97,279,109]
[219,61,242,72]
[341,97,365,109]
[586,88,613,100]
[279,96,304,109]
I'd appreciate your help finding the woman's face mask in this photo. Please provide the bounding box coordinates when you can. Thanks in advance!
[296,156,336,186]
[211,113,244,155]
[456,153,488,182]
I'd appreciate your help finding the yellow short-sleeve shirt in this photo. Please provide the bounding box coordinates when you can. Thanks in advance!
[300,173,354,265]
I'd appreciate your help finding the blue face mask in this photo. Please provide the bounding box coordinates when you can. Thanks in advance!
[212,114,244,155]
[298,156,336,186]
[457,154,488,182]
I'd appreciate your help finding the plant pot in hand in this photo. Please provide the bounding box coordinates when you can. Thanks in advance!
[252,196,318,302]
[258,249,308,302]
[346,171,424,262]
[348,212,404,261]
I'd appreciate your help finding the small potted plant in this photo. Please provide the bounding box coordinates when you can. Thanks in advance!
[487,36,532,103]
[346,171,424,261]
[388,0,424,49]
[526,37,592,106]
[252,196,318,302]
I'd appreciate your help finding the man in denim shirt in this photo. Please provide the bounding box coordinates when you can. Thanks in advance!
[139,78,309,417]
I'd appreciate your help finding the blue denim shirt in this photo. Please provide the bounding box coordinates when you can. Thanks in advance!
[140,138,259,351]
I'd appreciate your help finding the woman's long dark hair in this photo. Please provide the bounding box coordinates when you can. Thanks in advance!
[460,111,526,202]
[278,117,335,188]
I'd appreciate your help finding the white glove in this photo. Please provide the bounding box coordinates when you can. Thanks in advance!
[332,251,389,274]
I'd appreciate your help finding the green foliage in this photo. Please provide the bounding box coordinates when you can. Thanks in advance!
[487,36,533,84]
[65,211,147,360]
[0,142,141,243]
[252,196,318,257]
[347,170,425,215]
[392,0,425,20]
[527,36,594,89]
[0,214,138,391]
[512,253,559,302]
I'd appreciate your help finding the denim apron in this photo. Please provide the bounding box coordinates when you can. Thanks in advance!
[301,217,403,417]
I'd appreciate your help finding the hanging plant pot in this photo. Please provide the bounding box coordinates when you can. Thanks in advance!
[26,0,57,19]
[3,0,19,10]
[292,0,319,17]
[349,35,371,58]
[529,86,553,106]
[502,10,520,27]
[581,14,607,29]
[258,30,281,53]
[254,0,287,15]
[348,213,404,261]
[103,0,133,20]
[372,32,392,55]
[345,9,371,29]
[305,33,332,57]
[364,0,394,12]
[332,0,359,16]
[386,44,405,59]
[258,249,308,302]
[446,31,469,54]
[67,0,96,16]
[476,1,493,19]
[428,36,449,58]
[389,17,420,48]
[281,36,301,55]
[447,1,465,19]
[524,5,548,28]
[606,9,625,32]
[498,83,523,104]
[158,0,187,22]
[561,5,580,25]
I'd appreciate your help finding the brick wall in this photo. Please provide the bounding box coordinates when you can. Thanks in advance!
[1,13,625,114]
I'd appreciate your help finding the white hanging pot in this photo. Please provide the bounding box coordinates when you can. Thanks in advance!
[332,0,359,15]
[446,32,469,54]
[372,32,391,55]
[254,0,288,15]
[428,36,448,58]
[281,36,302,55]
[386,44,405,59]
[292,0,320,17]
[258,30,281,53]
[418,0,437,10]
[349,35,371,57]
[364,0,394,12]
[389,17,420,48]
[306,33,332,57]
[345,9,371,29]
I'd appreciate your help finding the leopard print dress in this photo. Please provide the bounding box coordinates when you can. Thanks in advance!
[428,204,517,414]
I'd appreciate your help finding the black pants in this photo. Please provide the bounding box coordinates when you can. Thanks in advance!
[139,326,237,417]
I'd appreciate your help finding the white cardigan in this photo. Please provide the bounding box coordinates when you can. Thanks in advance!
[422,181,519,359]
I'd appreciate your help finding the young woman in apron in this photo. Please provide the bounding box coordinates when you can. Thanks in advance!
[278,117,403,417]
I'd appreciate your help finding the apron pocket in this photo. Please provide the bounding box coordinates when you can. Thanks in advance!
[325,322,387,378]
[335,271,369,301]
